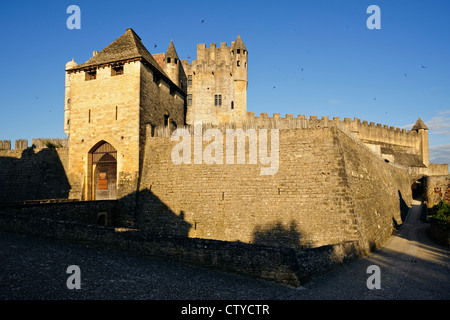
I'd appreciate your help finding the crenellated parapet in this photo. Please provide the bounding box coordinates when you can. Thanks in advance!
[234,112,426,167]
[0,138,68,150]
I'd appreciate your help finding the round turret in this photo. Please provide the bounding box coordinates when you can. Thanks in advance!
[65,59,78,70]
[231,35,248,82]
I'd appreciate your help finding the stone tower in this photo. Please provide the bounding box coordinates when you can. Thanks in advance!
[64,28,185,201]
[181,34,248,125]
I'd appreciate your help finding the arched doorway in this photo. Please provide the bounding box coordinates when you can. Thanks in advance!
[91,141,117,200]
[411,177,426,202]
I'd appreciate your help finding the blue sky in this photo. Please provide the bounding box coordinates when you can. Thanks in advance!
[0,0,449,164]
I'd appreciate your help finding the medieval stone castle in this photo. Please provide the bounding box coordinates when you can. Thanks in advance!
[0,29,449,284]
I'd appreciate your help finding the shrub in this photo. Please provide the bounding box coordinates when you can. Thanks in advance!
[430,201,450,229]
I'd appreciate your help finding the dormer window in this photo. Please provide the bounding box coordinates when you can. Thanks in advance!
[167,57,171,63]
[237,49,240,54]
[112,64,124,76]
[85,69,97,81]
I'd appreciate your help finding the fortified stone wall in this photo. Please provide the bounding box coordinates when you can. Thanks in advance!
[0,146,70,202]
[240,112,423,166]
[335,129,412,252]
[137,125,413,251]
[426,174,450,208]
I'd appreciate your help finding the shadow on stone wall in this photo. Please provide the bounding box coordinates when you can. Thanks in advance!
[397,190,411,228]
[0,148,70,202]
[252,221,303,249]
[131,188,192,236]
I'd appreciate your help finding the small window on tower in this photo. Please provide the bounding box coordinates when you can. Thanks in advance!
[188,94,192,106]
[214,94,222,107]
[237,60,241,67]
[237,49,240,54]
[112,65,124,76]
[188,75,192,86]
[167,57,171,63]
[231,101,234,110]
[85,70,97,81]
[174,58,178,64]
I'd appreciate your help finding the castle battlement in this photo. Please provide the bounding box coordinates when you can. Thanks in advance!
[244,112,413,132]
[241,112,422,153]
[0,138,68,150]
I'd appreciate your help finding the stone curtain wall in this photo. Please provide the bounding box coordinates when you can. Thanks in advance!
[426,175,450,208]
[137,126,412,251]
[0,147,70,202]
[336,130,413,253]
[138,127,359,248]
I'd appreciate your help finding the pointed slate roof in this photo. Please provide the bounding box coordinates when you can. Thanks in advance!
[231,34,246,51]
[412,118,428,131]
[165,40,180,60]
[75,28,168,77]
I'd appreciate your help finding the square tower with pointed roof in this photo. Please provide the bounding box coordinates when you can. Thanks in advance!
[65,28,186,201]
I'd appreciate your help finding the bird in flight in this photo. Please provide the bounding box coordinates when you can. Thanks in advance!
[201,19,206,24]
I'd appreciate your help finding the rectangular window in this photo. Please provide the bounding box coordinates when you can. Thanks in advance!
[111,65,124,76]
[188,75,192,86]
[214,94,222,107]
[188,94,192,106]
[85,70,97,81]
[167,57,171,63]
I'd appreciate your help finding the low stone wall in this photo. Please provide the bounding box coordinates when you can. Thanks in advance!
[0,207,360,287]
[430,220,450,247]
[0,200,119,226]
